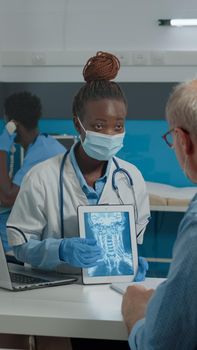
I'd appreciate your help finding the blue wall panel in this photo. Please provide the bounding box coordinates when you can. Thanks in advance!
[40,119,192,186]
[0,118,191,186]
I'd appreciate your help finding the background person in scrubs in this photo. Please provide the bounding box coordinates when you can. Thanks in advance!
[0,91,66,252]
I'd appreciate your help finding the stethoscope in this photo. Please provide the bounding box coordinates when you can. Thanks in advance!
[59,150,139,238]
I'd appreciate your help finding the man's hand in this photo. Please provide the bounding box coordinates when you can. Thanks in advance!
[121,285,154,334]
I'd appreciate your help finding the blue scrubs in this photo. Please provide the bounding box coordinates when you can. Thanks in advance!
[0,134,66,252]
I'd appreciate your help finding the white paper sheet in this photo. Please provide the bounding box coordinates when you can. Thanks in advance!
[110,277,166,294]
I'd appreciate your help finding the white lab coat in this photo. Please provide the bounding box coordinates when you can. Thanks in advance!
[7,153,150,250]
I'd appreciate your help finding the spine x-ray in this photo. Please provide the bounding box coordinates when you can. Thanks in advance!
[84,211,134,277]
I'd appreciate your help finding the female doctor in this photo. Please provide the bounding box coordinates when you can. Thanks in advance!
[7,51,150,279]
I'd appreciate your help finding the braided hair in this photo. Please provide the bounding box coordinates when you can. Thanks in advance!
[72,51,127,119]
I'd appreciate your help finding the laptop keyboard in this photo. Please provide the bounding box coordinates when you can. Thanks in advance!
[10,272,48,285]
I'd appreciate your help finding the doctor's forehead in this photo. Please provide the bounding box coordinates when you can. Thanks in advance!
[82,99,127,121]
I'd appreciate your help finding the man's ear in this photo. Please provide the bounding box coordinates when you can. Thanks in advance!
[177,128,194,155]
[186,134,194,155]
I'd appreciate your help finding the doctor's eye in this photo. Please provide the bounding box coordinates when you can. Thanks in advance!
[94,123,105,131]
[114,123,124,131]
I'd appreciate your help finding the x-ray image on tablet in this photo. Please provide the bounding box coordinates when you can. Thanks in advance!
[78,205,138,284]
[85,211,132,276]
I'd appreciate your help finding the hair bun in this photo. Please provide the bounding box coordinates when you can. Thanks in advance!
[83,51,120,82]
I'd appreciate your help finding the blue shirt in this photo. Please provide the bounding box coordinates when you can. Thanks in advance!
[0,134,65,252]
[13,134,65,186]
[129,193,197,350]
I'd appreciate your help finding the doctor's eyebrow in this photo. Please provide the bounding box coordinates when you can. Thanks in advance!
[92,118,125,125]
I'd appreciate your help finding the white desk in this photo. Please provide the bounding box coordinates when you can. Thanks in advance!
[0,278,164,340]
[0,283,128,340]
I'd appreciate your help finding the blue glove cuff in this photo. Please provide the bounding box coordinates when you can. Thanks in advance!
[59,239,67,262]
[134,256,149,282]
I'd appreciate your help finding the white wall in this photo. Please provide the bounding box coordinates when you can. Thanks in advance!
[0,0,197,82]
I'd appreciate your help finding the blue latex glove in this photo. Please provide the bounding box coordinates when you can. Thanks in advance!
[0,127,16,152]
[59,237,103,268]
[134,256,149,282]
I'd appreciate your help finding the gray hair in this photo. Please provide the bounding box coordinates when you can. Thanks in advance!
[166,79,197,136]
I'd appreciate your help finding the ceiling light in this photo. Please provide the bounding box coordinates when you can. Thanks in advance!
[158,19,197,27]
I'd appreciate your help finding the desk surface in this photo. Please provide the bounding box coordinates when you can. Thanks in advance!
[0,278,163,340]
[0,282,127,340]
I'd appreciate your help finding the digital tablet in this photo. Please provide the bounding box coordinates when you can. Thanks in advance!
[78,205,138,284]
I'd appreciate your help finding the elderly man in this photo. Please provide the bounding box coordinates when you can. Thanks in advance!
[122,79,197,349]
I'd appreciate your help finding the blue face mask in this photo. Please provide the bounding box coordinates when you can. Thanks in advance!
[78,118,125,161]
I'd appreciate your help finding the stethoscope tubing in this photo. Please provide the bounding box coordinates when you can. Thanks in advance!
[59,150,70,238]
[59,152,136,238]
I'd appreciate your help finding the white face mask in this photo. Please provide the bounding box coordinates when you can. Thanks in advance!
[78,118,125,161]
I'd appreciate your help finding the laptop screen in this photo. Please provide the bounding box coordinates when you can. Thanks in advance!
[0,238,77,291]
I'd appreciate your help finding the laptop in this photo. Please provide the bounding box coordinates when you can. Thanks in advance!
[78,204,138,285]
[0,239,77,291]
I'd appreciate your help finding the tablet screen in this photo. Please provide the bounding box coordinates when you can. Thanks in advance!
[78,205,138,284]
[84,211,133,277]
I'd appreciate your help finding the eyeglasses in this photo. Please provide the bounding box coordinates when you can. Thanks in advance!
[162,128,175,148]
[162,127,189,148]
